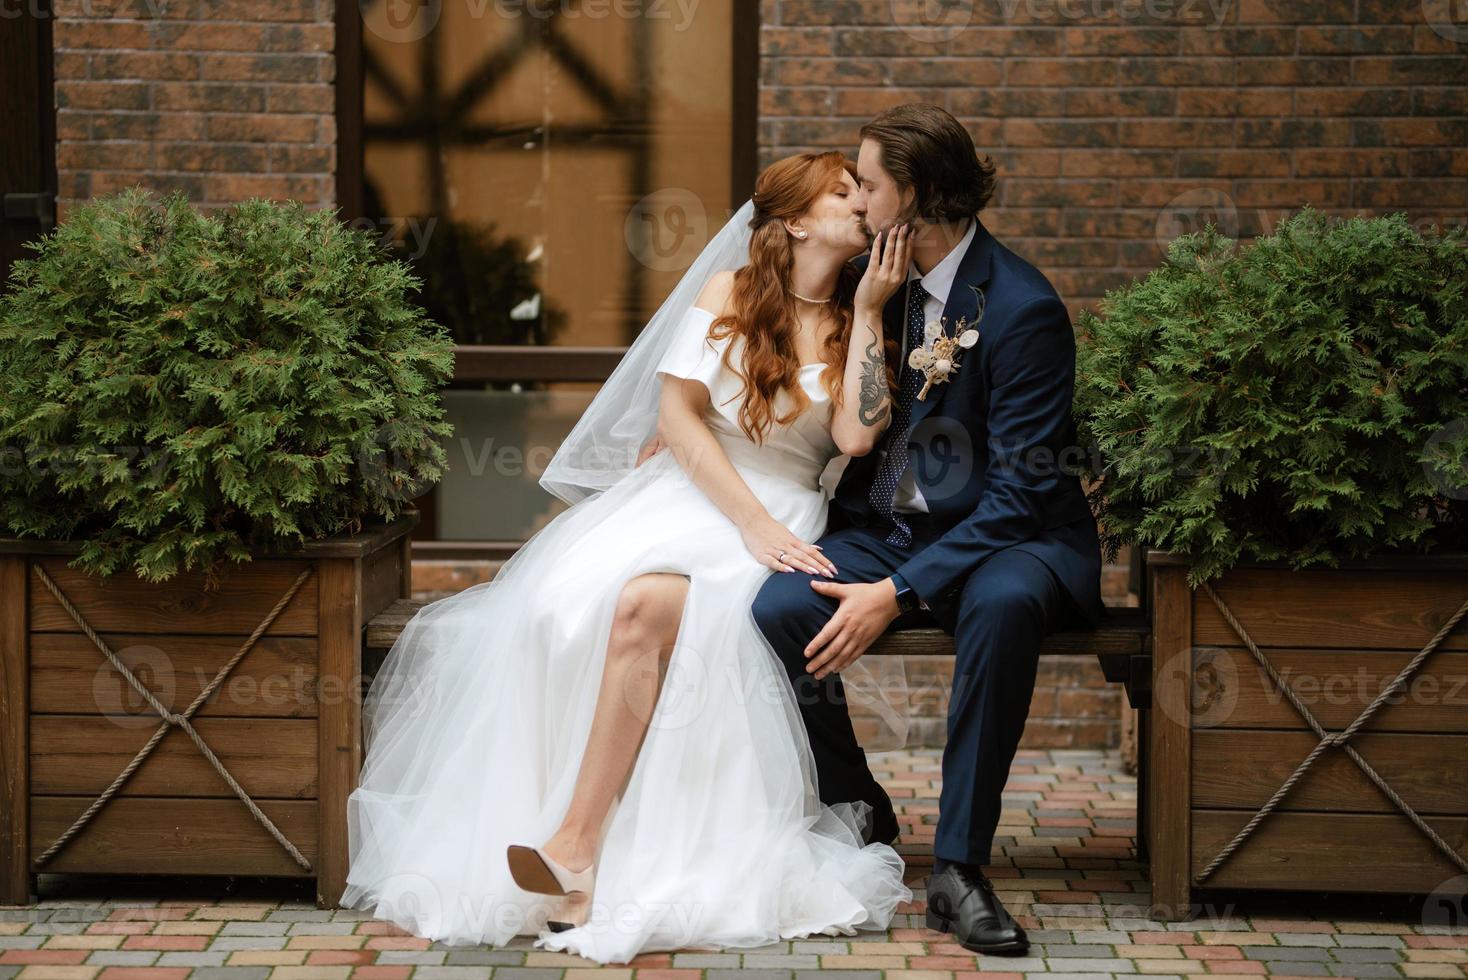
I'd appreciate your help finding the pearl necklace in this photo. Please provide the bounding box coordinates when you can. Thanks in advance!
[789,287,833,304]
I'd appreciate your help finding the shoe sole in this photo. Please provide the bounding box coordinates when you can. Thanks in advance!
[506,845,568,896]
[925,909,1029,955]
[507,846,591,931]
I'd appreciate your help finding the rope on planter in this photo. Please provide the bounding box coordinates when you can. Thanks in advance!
[30,562,316,873]
[1192,581,1468,884]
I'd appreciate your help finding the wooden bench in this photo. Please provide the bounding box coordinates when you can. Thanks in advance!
[363,598,1152,709]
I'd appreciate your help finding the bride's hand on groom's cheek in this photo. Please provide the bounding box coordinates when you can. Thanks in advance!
[854,223,911,314]
[801,579,901,680]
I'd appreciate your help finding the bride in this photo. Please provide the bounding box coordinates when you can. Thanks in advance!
[341,151,917,964]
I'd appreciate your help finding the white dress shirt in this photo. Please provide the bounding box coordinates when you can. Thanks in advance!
[892,217,977,514]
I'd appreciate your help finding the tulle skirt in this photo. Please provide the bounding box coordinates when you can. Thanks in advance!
[340,443,912,964]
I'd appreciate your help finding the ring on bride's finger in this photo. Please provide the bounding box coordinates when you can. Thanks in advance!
[777,552,787,563]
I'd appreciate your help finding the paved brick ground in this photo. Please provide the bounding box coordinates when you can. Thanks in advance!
[5,748,1463,979]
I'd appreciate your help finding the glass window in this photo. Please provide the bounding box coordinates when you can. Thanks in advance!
[357,1,751,546]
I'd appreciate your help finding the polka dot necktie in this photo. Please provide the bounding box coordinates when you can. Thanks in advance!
[867,280,929,548]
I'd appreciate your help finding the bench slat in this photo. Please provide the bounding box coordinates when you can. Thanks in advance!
[364,599,1150,705]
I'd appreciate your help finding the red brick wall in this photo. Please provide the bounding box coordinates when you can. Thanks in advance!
[51,0,337,218]
[758,0,1468,318]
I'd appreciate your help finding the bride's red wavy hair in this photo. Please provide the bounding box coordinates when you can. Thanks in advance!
[708,151,895,445]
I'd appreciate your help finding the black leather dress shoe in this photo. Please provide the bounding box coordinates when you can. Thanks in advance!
[860,800,900,847]
[925,864,1028,955]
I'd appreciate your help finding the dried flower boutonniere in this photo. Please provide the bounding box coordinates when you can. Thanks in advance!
[906,284,985,400]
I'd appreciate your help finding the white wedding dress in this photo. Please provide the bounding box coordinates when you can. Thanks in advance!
[341,305,912,964]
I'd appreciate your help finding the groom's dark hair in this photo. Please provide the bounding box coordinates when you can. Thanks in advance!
[860,103,997,224]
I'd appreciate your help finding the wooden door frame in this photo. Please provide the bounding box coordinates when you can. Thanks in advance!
[730,4,758,203]
[1,0,58,289]
[335,0,365,224]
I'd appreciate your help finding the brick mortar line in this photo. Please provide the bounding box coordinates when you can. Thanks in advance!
[54,19,332,25]
[56,53,334,59]
[58,139,333,144]
[763,114,1461,124]
[56,80,334,85]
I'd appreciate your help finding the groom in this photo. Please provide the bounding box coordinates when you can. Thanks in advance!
[751,103,1106,956]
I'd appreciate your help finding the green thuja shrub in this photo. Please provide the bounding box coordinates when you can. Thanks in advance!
[1075,207,1468,587]
[0,188,455,585]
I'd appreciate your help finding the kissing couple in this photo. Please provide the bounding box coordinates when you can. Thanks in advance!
[341,102,1106,964]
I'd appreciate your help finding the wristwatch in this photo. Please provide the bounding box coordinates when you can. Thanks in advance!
[890,572,926,614]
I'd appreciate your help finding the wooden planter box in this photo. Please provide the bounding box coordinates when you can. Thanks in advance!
[0,511,418,908]
[1145,549,1468,920]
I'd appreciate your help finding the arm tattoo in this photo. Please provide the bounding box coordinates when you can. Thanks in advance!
[857,332,891,428]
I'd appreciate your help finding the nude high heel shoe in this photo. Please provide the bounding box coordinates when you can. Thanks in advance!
[506,844,596,932]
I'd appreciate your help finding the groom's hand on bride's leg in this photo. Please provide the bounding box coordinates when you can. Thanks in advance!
[801,578,902,680]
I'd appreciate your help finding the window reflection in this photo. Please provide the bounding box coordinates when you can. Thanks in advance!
[357,0,742,542]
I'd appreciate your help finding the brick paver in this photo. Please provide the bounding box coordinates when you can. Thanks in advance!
[5,749,1462,978]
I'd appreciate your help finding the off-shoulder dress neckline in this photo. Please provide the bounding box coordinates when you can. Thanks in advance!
[687,305,828,372]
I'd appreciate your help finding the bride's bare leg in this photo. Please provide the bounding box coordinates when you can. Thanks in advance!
[541,572,690,872]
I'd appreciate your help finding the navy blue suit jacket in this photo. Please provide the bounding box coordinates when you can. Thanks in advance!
[830,216,1106,628]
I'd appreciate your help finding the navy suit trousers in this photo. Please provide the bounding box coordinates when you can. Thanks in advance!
[752,518,1078,866]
